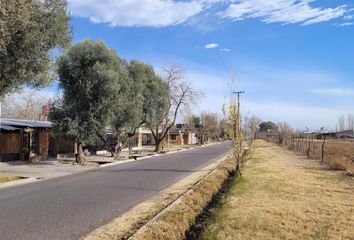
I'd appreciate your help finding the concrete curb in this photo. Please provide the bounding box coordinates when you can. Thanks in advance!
[99,145,207,169]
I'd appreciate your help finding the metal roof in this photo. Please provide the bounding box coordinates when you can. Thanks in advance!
[0,119,52,128]
[0,124,20,131]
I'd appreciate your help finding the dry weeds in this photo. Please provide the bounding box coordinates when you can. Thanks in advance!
[0,176,20,183]
[202,140,354,240]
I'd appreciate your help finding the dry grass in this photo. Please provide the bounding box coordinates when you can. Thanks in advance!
[0,176,21,183]
[130,158,236,240]
[323,140,354,173]
[202,140,354,240]
[286,139,354,173]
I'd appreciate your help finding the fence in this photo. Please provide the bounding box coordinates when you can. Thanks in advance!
[265,134,354,174]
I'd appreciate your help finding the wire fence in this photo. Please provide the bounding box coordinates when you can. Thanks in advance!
[263,134,354,173]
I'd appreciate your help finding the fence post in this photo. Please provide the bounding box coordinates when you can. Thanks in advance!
[321,135,327,163]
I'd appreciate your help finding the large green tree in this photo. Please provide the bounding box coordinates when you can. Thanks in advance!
[50,40,123,165]
[0,0,71,98]
[142,68,169,152]
[109,60,147,158]
[259,121,278,132]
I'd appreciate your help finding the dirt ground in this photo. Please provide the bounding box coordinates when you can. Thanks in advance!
[201,140,354,240]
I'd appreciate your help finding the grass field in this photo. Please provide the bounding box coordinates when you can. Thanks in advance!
[0,176,21,183]
[201,140,354,240]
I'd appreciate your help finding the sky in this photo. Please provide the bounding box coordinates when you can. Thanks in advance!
[41,0,354,130]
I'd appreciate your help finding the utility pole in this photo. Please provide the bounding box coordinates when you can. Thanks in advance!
[233,91,245,126]
[229,66,246,176]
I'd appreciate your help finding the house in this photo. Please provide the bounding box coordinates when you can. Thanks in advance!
[165,128,196,146]
[139,124,197,147]
[0,118,52,161]
[315,130,354,139]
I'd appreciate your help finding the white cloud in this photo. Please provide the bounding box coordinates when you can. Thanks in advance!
[205,43,219,49]
[310,88,354,96]
[220,48,231,52]
[220,0,347,25]
[339,22,354,26]
[68,0,350,27]
[68,0,207,27]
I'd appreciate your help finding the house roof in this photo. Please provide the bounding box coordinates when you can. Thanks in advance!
[0,125,20,131]
[169,128,189,134]
[0,119,52,129]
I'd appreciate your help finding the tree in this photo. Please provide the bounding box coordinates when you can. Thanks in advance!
[50,40,122,165]
[338,115,345,131]
[1,89,52,120]
[277,122,292,144]
[109,60,149,158]
[200,112,219,144]
[259,121,278,132]
[347,113,354,131]
[185,114,203,142]
[222,76,243,176]
[218,118,228,140]
[144,65,198,152]
[243,115,262,141]
[0,0,71,98]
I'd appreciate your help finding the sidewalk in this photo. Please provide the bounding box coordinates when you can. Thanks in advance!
[0,160,96,179]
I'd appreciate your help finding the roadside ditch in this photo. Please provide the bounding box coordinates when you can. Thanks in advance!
[83,146,250,240]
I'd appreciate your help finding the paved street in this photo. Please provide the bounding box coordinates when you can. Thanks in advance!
[0,143,229,240]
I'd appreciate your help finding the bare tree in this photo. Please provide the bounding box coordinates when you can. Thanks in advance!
[244,115,262,141]
[347,113,354,131]
[146,65,199,152]
[338,115,345,131]
[1,89,52,120]
[200,112,219,144]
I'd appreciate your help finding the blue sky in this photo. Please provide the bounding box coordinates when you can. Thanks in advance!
[43,0,354,130]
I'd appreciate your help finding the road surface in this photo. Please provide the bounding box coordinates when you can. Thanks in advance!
[0,143,229,240]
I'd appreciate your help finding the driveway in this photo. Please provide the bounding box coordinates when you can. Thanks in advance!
[0,160,97,180]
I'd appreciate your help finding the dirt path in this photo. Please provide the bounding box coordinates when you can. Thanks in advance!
[202,140,354,240]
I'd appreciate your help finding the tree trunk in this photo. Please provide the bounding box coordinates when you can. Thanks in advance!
[128,137,133,155]
[154,139,162,153]
[114,142,123,160]
[321,136,327,164]
[75,142,86,165]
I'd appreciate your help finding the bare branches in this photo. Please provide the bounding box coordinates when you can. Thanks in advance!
[1,89,52,120]
[147,65,200,152]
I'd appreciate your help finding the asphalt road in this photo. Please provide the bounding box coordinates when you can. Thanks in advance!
[0,143,230,240]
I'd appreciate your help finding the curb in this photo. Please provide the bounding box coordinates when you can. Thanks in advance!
[99,145,201,169]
